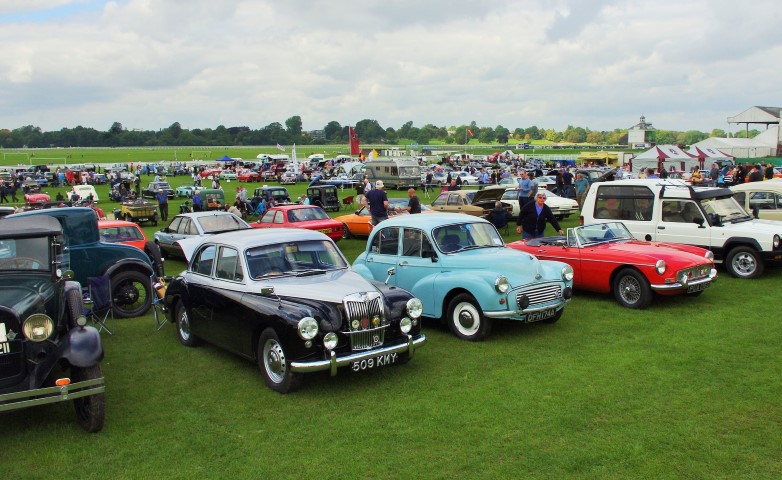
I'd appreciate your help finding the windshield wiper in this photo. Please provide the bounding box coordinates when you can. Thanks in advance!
[295,268,328,277]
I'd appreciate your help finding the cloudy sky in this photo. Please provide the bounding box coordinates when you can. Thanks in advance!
[1,0,780,134]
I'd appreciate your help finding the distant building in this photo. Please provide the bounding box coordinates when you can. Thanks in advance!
[308,130,326,140]
[627,115,654,148]
[693,106,781,158]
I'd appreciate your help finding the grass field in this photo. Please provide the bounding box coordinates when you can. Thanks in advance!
[2,153,781,479]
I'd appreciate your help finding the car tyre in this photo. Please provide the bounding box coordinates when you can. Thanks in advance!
[342,223,353,239]
[613,268,652,309]
[72,364,105,433]
[111,270,151,318]
[258,328,302,394]
[155,240,168,259]
[144,241,165,277]
[175,302,199,347]
[446,293,491,341]
[726,246,763,279]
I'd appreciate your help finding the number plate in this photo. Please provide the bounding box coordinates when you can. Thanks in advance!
[687,282,709,293]
[351,352,398,372]
[526,308,556,322]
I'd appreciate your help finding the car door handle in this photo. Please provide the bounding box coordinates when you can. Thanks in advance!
[399,261,409,266]
[657,226,665,230]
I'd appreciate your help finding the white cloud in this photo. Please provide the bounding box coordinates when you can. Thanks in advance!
[1,0,781,133]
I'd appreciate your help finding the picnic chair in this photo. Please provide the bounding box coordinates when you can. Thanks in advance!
[342,195,354,206]
[84,274,114,335]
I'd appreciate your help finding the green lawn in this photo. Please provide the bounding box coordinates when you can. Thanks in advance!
[2,155,781,479]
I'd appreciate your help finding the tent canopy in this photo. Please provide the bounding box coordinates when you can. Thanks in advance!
[686,146,735,166]
[631,145,701,174]
[217,155,234,162]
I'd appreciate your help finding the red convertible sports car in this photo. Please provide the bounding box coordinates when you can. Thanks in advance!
[507,221,717,309]
[252,204,344,242]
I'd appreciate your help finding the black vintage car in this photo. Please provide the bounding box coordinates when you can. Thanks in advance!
[0,216,105,431]
[306,185,341,212]
[164,228,426,393]
[142,181,175,199]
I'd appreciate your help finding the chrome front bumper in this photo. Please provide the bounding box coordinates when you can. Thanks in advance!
[651,268,717,291]
[290,334,427,376]
[483,300,569,320]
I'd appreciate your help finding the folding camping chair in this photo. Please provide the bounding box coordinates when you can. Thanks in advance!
[151,275,169,331]
[84,274,114,335]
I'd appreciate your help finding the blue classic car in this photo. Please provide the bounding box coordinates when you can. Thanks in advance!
[352,213,574,341]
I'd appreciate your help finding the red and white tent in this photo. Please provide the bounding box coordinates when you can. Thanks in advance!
[686,146,735,166]
[630,145,701,174]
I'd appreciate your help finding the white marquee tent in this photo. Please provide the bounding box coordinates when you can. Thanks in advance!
[629,145,701,174]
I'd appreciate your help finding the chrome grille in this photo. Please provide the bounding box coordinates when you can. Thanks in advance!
[343,292,387,351]
[678,264,712,281]
[0,314,23,384]
[516,283,562,307]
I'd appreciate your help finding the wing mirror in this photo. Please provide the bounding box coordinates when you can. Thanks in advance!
[384,267,395,285]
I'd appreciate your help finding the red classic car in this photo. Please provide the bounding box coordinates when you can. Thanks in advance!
[98,219,148,251]
[237,170,261,182]
[251,205,344,242]
[507,221,717,309]
[24,192,51,205]
[199,168,223,179]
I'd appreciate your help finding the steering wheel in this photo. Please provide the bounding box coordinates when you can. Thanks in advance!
[0,257,42,269]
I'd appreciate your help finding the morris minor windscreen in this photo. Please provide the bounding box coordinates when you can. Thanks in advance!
[0,237,50,271]
[433,222,504,253]
[246,240,348,278]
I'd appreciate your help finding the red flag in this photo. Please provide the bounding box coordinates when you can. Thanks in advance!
[349,126,360,155]
[467,129,474,137]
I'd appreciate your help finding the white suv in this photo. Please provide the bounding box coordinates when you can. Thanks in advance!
[580,179,782,278]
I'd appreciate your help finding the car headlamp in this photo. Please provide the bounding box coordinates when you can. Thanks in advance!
[23,314,54,342]
[297,317,319,340]
[323,332,338,350]
[494,275,510,293]
[406,298,423,319]
[704,250,714,262]
[655,260,666,275]
[774,234,781,249]
[400,317,413,334]
[561,265,574,282]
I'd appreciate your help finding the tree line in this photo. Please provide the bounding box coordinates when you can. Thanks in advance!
[0,116,760,149]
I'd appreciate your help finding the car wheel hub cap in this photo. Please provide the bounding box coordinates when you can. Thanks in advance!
[265,342,286,382]
[459,310,475,329]
[735,254,755,274]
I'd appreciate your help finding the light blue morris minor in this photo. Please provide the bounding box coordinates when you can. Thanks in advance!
[352,213,574,341]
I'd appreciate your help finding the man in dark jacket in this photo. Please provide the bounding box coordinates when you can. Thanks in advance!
[515,192,564,239]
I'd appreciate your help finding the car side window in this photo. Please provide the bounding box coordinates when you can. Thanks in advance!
[370,227,400,255]
[447,193,461,205]
[661,200,687,223]
[273,211,284,224]
[192,245,217,276]
[177,219,190,234]
[260,211,274,224]
[431,193,447,206]
[167,217,182,232]
[215,246,243,282]
[401,229,424,257]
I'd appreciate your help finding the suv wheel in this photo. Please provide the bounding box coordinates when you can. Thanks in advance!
[726,246,764,279]
[613,269,652,309]
[72,364,105,433]
[111,270,151,318]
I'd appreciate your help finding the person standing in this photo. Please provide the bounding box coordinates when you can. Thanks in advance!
[515,192,564,239]
[405,188,421,214]
[156,189,169,221]
[517,170,533,206]
[748,164,764,182]
[562,168,574,198]
[362,180,390,225]
[709,163,720,187]
[574,173,590,208]
[192,190,203,212]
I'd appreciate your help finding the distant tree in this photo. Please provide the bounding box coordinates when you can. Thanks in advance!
[355,119,384,142]
[525,126,541,140]
[398,121,414,139]
[324,121,342,140]
[710,128,726,138]
[494,125,510,144]
[586,131,605,144]
[109,122,124,134]
[384,128,398,144]
[168,122,182,139]
[682,130,707,145]
[285,115,303,137]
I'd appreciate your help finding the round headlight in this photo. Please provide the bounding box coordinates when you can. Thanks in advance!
[774,234,781,249]
[406,298,423,319]
[323,332,338,350]
[494,275,510,293]
[655,259,666,275]
[561,265,574,282]
[704,250,714,261]
[400,317,412,334]
[297,317,319,340]
[23,314,54,342]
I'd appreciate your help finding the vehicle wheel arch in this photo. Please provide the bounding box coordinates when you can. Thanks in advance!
[440,287,472,324]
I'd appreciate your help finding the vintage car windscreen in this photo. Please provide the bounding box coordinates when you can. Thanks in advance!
[700,196,751,222]
[575,222,634,245]
[198,215,249,233]
[433,223,503,253]
[0,237,50,271]
[246,240,348,278]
